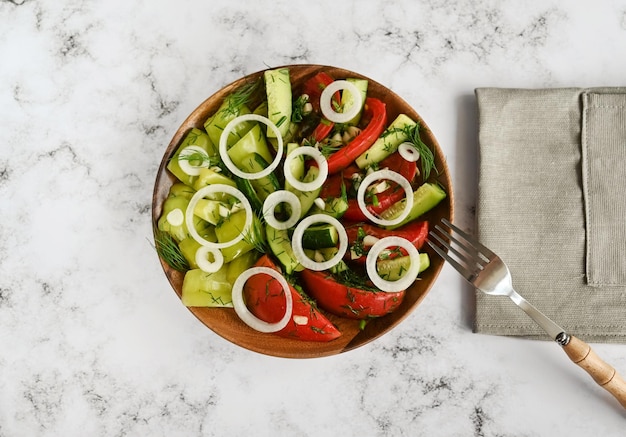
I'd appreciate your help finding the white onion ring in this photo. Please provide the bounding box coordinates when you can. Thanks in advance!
[218,114,283,180]
[195,246,224,273]
[178,145,210,176]
[185,184,252,249]
[262,190,301,230]
[283,147,328,192]
[365,236,420,292]
[357,169,413,227]
[231,267,293,333]
[320,80,363,124]
[291,214,348,271]
[398,142,420,162]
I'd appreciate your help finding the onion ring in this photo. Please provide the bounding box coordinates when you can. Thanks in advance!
[185,184,252,249]
[218,114,283,180]
[357,169,413,227]
[365,236,420,292]
[177,145,210,176]
[291,214,348,271]
[262,190,301,230]
[195,245,224,273]
[231,267,293,333]
[320,80,363,124]
[283,146,328,192]
[398,142,420,162]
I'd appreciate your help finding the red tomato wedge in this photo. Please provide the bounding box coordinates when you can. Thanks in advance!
[243,255,341,342]
[300,270,405,320]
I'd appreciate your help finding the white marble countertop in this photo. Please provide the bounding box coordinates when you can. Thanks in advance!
[1,0,625,435]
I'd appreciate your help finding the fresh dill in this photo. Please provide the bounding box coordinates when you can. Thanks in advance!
[383,123,436,180]
[292,94,309,123]
[151,230,189,272]
[221,78,262,117]
[239,212,269,254]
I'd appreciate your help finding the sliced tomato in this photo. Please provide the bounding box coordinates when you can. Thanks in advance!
[243,255,341,342]
[299,270,405,320]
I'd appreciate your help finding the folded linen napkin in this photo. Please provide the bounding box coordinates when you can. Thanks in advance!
[474,88,626,343]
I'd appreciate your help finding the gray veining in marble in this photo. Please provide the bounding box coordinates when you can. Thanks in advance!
[1,0,626,436]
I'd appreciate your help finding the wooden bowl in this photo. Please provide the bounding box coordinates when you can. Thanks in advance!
[152,64,454,358]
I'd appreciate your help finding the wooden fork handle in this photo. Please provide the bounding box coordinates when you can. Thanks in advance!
[562,335,626,408]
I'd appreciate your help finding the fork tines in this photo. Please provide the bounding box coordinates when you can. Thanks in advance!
[427,218,495,281]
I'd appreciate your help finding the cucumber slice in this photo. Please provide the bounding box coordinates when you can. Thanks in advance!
[178,237,202,270]
[376,253,430,282]
[288,166,322,218]
[235,177,263,213]
[226,250,261,284]
[380,182,447,230]
[193,199,228,225]
[227,123,274,168]
[167,128,215,187]
[266,224,304,274]
[301,224,339,249]
[319,247,349,274]
[239,153,280,202]
[264,68,292,138]
[284,142,304,192]
[340,78,368,125]
[192,168,237,192]
[355,114,416,169]
[204,99,254,147]
[309,196,348,218]
[216,211,264,263]
[181,268,233,307]
[168,183,195,199]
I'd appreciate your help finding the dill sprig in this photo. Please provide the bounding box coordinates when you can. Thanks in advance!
[383,123,437,180]
[333,268,380,293]
[291,94,309,123]
[239,211,269,254]
[151,230,189,272]
[221,78,262,116]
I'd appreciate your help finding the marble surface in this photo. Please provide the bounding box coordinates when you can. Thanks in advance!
[1,0,625,435]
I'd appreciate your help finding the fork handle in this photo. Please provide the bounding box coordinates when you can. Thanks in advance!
[562,335,626,408]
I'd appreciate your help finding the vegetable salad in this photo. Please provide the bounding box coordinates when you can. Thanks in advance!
[155,67,446,342]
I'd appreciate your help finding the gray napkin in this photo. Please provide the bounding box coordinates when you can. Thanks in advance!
[475,88,626,343]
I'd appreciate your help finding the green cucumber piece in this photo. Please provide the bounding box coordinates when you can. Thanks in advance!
[355,114,416,169]
[376,253,430,282]
[193,168,237,192]
[301,224,339,249]
[215,210,264,263]
[168,182,195,199]
[264,67,292,138]
[181,268,233,307]
[239,153,280,202]
[309,196,348,218]
[227,123,274,168]
[319,247,349,274]
[381,182,447,230]
[226,250,261,284]
[204,99,254,147]
[288,166,322,218]
[178,237,202,270]
[340,78,368,125]
[193,199,228,226]
[235,177,263,212]
[266,224,304,274]
[167,128,215,186]
[284,143,304,192]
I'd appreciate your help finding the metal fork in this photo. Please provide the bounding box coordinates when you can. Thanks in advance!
[428,218,626,409]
